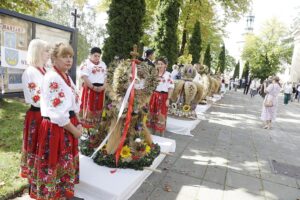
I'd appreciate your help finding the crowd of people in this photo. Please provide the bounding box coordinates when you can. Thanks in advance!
[20,39,174,200]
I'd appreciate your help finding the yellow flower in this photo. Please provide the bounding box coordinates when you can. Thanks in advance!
[182,105,191,112]
[143,115,147,124]
[120,145,132,158]
[145,145,151,154]
[102,110,106,118]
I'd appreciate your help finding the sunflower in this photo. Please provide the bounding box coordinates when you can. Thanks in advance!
[145,145,151,154]
[171,103,177,110]
[120,145,132,158]
[182,105,191,112]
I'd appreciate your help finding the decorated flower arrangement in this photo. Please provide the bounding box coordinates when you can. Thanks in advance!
[168,64,203,119]
[93,141,160,170]
[80,59,161,170]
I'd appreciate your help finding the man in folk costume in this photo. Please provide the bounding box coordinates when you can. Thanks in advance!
[20,39,50,185]
[147,57,174,136]
[79,47,107,128]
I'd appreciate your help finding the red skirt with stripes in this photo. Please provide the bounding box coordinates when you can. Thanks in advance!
[20,106,42,181]
[29,114,79,200]
[147,91,168,134]
[80,85,104,128]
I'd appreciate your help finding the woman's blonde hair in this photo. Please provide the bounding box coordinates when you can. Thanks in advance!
[51,42,74,64]
[27,39,50,67]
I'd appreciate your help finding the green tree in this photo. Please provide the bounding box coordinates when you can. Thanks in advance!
[225,51,236,72]
[203,44,212,72]
[154,0,180,69]
[242,61,250,79]
[0,0,51,15]
[102,0,146,64]
[233,61,240,79]
[242,18,293,80]
[189,21,202,64]
[217,44,226,73]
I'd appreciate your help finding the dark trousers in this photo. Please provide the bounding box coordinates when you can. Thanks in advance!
[284,93,291,104]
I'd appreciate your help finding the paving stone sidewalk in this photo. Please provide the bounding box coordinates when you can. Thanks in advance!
[129,90,300,200]
[12,90,300,200]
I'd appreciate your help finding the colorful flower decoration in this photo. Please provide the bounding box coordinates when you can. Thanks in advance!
[182,105,191,112]
[52,98,61,107]
[28,82,36,89]
[32,95,40,103]
[120,145,132,158]
[171,103,177,110]
[50,82,59,90]
[58,92,65,97]
[145,145,151,154]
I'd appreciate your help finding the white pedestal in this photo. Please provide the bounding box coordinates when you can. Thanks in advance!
[75,135,176,200]
[166,117,201,136]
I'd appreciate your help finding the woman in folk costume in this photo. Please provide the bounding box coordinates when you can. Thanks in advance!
[147,57,174,136]
[20,39,50,182]
[79,47,107,128]
[261,76,281,130]
[30,43,82,200]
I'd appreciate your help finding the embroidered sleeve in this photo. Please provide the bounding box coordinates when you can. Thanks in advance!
[79,62,89,77]
[102,62,107,80]
[42,76,70,127]
[22,72,41,107]
[166,73,175,89]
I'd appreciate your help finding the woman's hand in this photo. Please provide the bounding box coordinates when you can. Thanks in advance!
[63,123,83,138]
[72,124,83,138]
[166,99,170,107]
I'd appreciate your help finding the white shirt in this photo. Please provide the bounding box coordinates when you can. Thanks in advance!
[250,81,258,90]
[40,70,80,127]
[79,59,107,84]
[155,71,174,92]
[283,84,293,94]
[22,65,45,107]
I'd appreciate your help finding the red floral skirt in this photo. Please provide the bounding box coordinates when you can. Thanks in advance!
[29,114,79,200]
[147,91,168,134]
[20,106,42,181]
[80,84,104,128]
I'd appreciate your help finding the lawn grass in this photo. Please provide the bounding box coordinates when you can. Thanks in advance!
[0,98,29,199]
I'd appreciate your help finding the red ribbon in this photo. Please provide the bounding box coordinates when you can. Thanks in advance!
[114,60,136,166]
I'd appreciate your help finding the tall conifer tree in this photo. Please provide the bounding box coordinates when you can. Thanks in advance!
[203,44,212,73]
[233,61,240,79]
[189,21,202,64]
[217,44,226,73]
[102,0,146,64]
[154,0,180,69]
[242,61,250,79]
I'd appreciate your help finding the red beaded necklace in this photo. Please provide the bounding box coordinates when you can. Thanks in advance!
[37,67,46,75]
[53,66,72,88]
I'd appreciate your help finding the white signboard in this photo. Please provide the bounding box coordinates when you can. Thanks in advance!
[1,46,27,69]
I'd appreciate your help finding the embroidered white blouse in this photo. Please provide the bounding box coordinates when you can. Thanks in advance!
[155,71,174,92]
[79,59,107,84]
[40,70,80,127]
[22,66,45,107]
